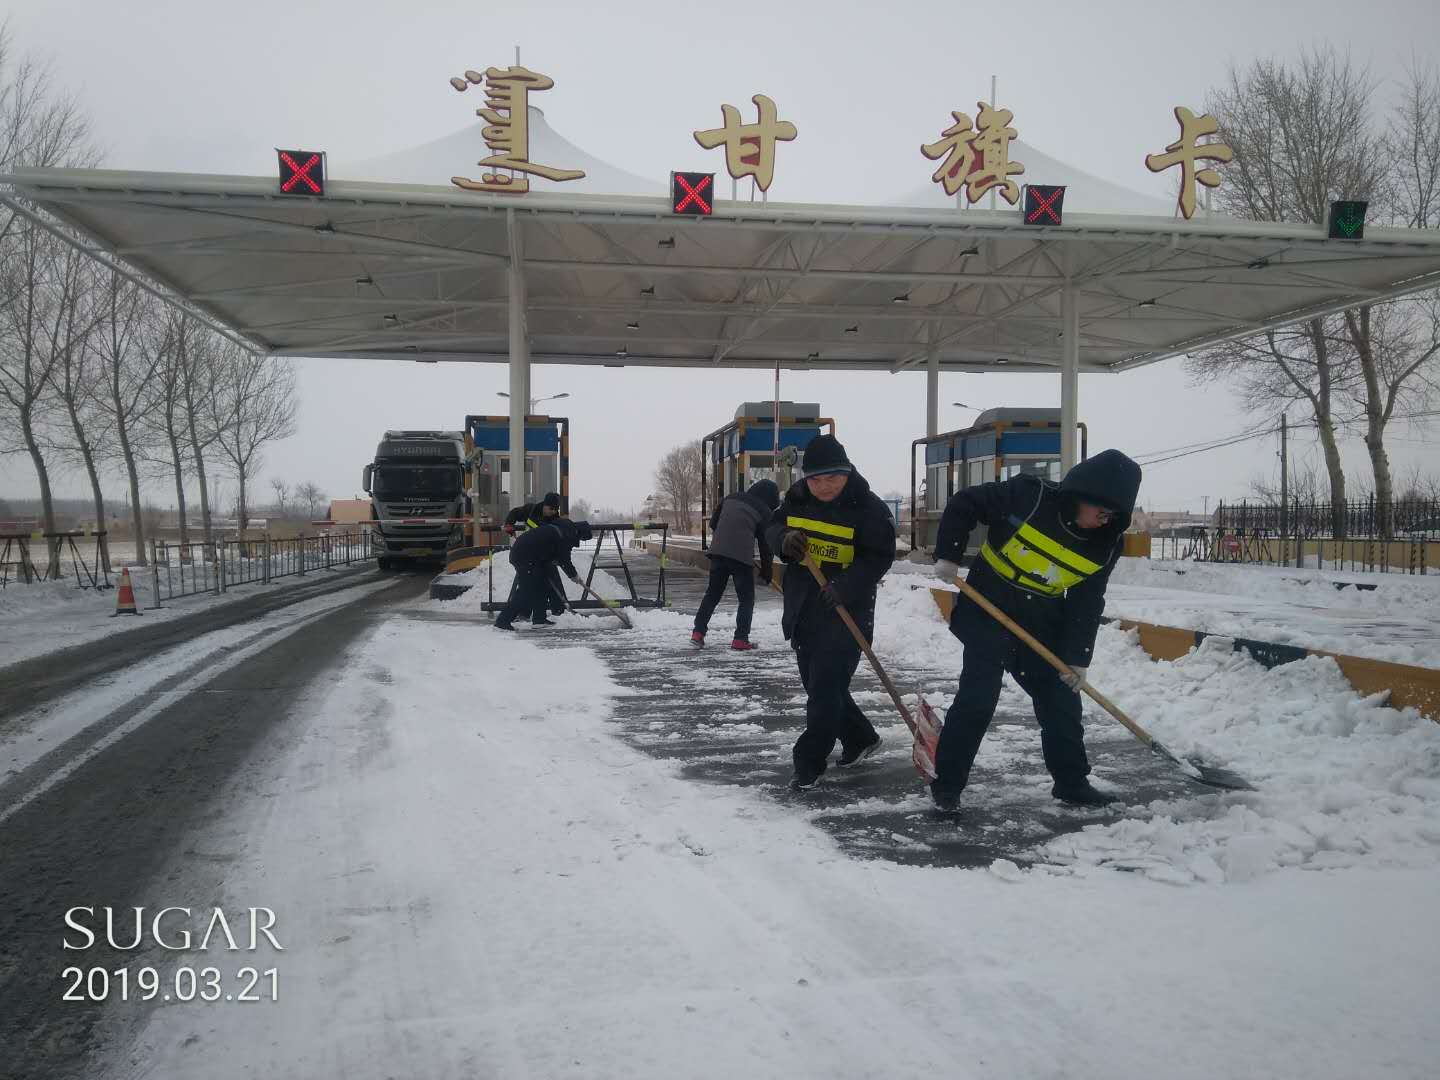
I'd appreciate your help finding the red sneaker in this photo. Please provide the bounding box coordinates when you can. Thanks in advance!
[690,631,705,649]
[730,638,758,651]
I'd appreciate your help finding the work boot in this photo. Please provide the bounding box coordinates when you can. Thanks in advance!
[690,631,705,649]
[730,638,758,651]
[837,735,881,768]
[788,771,822,792]
[494,619,515,632]
[531,618,555,627]
[930,784,961,813]
[1051,779,1114,807]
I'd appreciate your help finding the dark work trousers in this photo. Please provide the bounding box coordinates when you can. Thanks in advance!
[497,564,553,625]
[792,639,878,778]
[545,564,567,615]
[693,555,758,641]
[932,596,1090,794]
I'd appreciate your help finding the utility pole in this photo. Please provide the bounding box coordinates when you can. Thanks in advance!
[1279,413,1289,567]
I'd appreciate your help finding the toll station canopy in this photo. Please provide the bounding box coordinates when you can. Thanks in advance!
[6,167,1440,378]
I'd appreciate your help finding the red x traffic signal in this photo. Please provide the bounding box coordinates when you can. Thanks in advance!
[278,150,326,196]
[1022,184,1066,226]
[671,171,714,216]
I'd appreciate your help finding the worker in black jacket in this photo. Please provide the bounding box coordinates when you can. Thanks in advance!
[928,449,1142,811]
[692,479,780,651]
[494,517,591,630]
[503,492,566,614]
[765,435,896,790]
[503,491,561,534]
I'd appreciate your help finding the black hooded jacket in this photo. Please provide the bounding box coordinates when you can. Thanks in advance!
[765,469,895,647]
[707,479,780,568]
[934,449,1142,666]
[508,518,581,578]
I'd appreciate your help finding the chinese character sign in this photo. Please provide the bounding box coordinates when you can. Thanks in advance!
[921,102,1025,205]
[1145,106,1233,220]
[450,66,586,195]
[693,94,797,193]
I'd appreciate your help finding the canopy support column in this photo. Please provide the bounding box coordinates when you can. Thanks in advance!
[926,345,940,439]
[1061,279,1080,473]
[507,209,529,513]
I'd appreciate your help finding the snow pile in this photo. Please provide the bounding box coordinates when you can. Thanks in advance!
[869,574,1440,884]
[1109,558,1440,667]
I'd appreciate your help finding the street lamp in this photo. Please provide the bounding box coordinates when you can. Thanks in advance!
[497,391,570,412]
[952,401,981,411]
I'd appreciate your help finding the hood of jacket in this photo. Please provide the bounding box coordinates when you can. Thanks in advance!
[747,479,781,511]
[1060,450,1141,531]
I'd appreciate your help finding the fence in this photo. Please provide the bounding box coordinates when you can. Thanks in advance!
[149,531,373,606]
[1153,523,1433,574]
[1216,497,1440,542]
[0,530,113,589]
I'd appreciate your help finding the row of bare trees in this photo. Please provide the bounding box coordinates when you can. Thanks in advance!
[1189,48,1440,538]
[0,28,296,576]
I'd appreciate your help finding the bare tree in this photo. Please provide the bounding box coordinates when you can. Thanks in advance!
[1384,58,1440,230]
[269,478,291,519]
[142,309,194,543]
[1190,47,1387,537]
[90,271,161,565]
[39,238,110,567]
[295,481,326,521]
[180,323,223,546]
[653,439,703,533]
[211,348,297,532]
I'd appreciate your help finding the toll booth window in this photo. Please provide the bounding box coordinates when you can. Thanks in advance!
[967,458,992,488]
[926,463,948,510]
[1002,458,1060,482]
[374,465,461,496]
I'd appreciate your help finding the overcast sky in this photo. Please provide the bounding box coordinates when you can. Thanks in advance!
[3,0,1438,515]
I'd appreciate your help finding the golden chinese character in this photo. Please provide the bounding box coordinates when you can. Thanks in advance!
[1145,106,1233,220]
[921,102,1025,205]
[449,66,585,195]
[693,94,798,193]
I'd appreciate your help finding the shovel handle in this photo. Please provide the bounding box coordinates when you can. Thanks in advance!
[575,578,633,628]
[949,576,1154,748]
[800,555,919,737]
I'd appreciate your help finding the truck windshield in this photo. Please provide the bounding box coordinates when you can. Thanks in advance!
[374,465,461,497]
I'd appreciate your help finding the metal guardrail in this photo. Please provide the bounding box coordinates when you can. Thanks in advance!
[0,530,113,589]
[149,531,373,607]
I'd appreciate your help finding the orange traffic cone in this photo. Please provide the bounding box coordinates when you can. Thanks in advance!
[112,567,141,616]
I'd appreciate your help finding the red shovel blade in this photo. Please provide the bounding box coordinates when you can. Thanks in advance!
[910,695,943,780]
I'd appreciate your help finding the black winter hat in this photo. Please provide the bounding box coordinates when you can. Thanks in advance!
[801,434,852,479]
[748,478,781,510]
[540,491,561,510]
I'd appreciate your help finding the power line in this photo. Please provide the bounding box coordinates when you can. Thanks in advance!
[1136,425,1278,468]
[1130,420,1275,463]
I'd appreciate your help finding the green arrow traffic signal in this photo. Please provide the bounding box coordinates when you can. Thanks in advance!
[1328,200,1367,240]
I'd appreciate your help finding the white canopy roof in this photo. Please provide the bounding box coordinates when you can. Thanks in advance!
[5,165,1440,376]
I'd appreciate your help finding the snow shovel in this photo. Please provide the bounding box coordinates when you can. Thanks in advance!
[571,576,633,629]
[947,575,1253,791]
[801,554,941,779]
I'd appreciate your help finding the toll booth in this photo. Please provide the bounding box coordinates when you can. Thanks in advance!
[910,408,1087,555]
[701,402,834,549]
[462,414,570,554]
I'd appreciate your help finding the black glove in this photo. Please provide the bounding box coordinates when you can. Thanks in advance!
[820,579,844,610]
[781,529,808,561]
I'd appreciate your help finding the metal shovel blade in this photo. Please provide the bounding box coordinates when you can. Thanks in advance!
[1151,739,1254,791]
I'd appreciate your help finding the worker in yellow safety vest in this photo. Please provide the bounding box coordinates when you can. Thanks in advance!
[928,449,1142,813]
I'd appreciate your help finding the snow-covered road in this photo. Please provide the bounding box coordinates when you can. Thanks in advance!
[106,574,1440,1079]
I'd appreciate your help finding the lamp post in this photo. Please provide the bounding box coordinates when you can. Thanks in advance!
[497,390,570,413]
